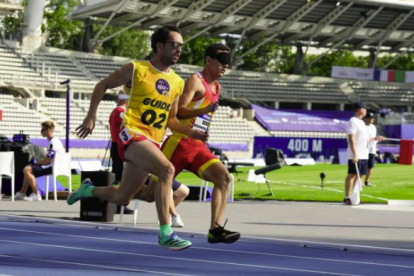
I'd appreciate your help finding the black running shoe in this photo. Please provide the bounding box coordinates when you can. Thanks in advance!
[208,219,240,244]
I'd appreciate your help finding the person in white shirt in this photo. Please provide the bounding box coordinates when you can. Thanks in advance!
[344,103,384,205]
[363,112,379,187]
[15,121,64,201]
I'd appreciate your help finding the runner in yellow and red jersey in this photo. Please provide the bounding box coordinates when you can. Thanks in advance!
[162,43,240,244]
[68,26,207,251]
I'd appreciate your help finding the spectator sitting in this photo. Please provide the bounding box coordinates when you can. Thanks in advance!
[15,121,64,201]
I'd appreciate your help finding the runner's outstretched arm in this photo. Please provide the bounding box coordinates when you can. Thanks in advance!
[76,63,134,138]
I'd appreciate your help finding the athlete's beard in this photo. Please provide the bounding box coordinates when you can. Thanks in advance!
[161,55,177,67]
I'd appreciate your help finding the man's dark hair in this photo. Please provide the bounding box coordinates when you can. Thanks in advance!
[151,26,181,53]
[353,102,367,113]
[204,43,230,64]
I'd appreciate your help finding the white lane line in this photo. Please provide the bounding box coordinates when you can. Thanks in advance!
[0,215,411,257]
[0,228,413,270]
[0,254,197,276]
[239,234,414,255]
[325,188,343,192]
[0,241,372,276]
[362,194,389,201]
[1,219,414,258]
[306,186,322,190]
[0,226,156,245]
[193,246,414,269]
[269,180,388,201]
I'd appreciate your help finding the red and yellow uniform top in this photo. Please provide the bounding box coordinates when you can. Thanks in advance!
[122,60,184,144]
[172,72,220,140]
[161,72,221,179]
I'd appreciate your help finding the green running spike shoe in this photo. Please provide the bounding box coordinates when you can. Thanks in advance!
[158,233,192,251]
[67,178,94,205]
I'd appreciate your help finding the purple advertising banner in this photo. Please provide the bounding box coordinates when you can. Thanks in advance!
[252,104,352,132]
[208,143,249,152]
[29,138,109,149]
[254,136,348,159]
[385,124,414,140]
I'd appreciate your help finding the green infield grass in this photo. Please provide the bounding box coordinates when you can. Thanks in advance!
[175,164,414,203]
[62,163,413,203]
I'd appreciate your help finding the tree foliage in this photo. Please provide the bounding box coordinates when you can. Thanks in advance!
[2,0,27,38]
[95,25,151,60]
[306,50,367,76]
[235,39,295,73]
[179,33,222,66]
[3,11,24,36]
[305,50,414,76]
[375,54,414,71]
[43,0,84,50]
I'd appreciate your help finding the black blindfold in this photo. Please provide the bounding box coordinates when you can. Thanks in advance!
[210,52,231,65]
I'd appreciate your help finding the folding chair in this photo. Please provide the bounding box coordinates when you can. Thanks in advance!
[119,200,140,225]
[46,152,72,201]
[0,152,15,201]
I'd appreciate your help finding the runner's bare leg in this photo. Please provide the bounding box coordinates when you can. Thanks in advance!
[93,140,173,226]
[203,162,231,229]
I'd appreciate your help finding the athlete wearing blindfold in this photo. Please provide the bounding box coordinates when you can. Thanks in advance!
[160,43,240,244]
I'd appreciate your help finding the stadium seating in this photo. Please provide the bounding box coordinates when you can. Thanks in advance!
[76,56,123,79]
[1,42,411,152]
[0,43,353,105]
[0,44,258,145]
[1,93,255,145]
[71,51,351,104]
[0,94,62,139]
[22,51,98,92]
[38,97,115,140]
[0,46,47,87]
[351,83,414,106]
[208,106,256,144]
[218,75,349,103]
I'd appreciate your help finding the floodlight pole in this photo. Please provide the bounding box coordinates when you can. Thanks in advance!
[60,79,71,152]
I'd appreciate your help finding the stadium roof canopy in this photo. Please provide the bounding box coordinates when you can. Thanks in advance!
[71,0,414,58]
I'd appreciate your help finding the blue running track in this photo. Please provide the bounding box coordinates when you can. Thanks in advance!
[0,215,413,276]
